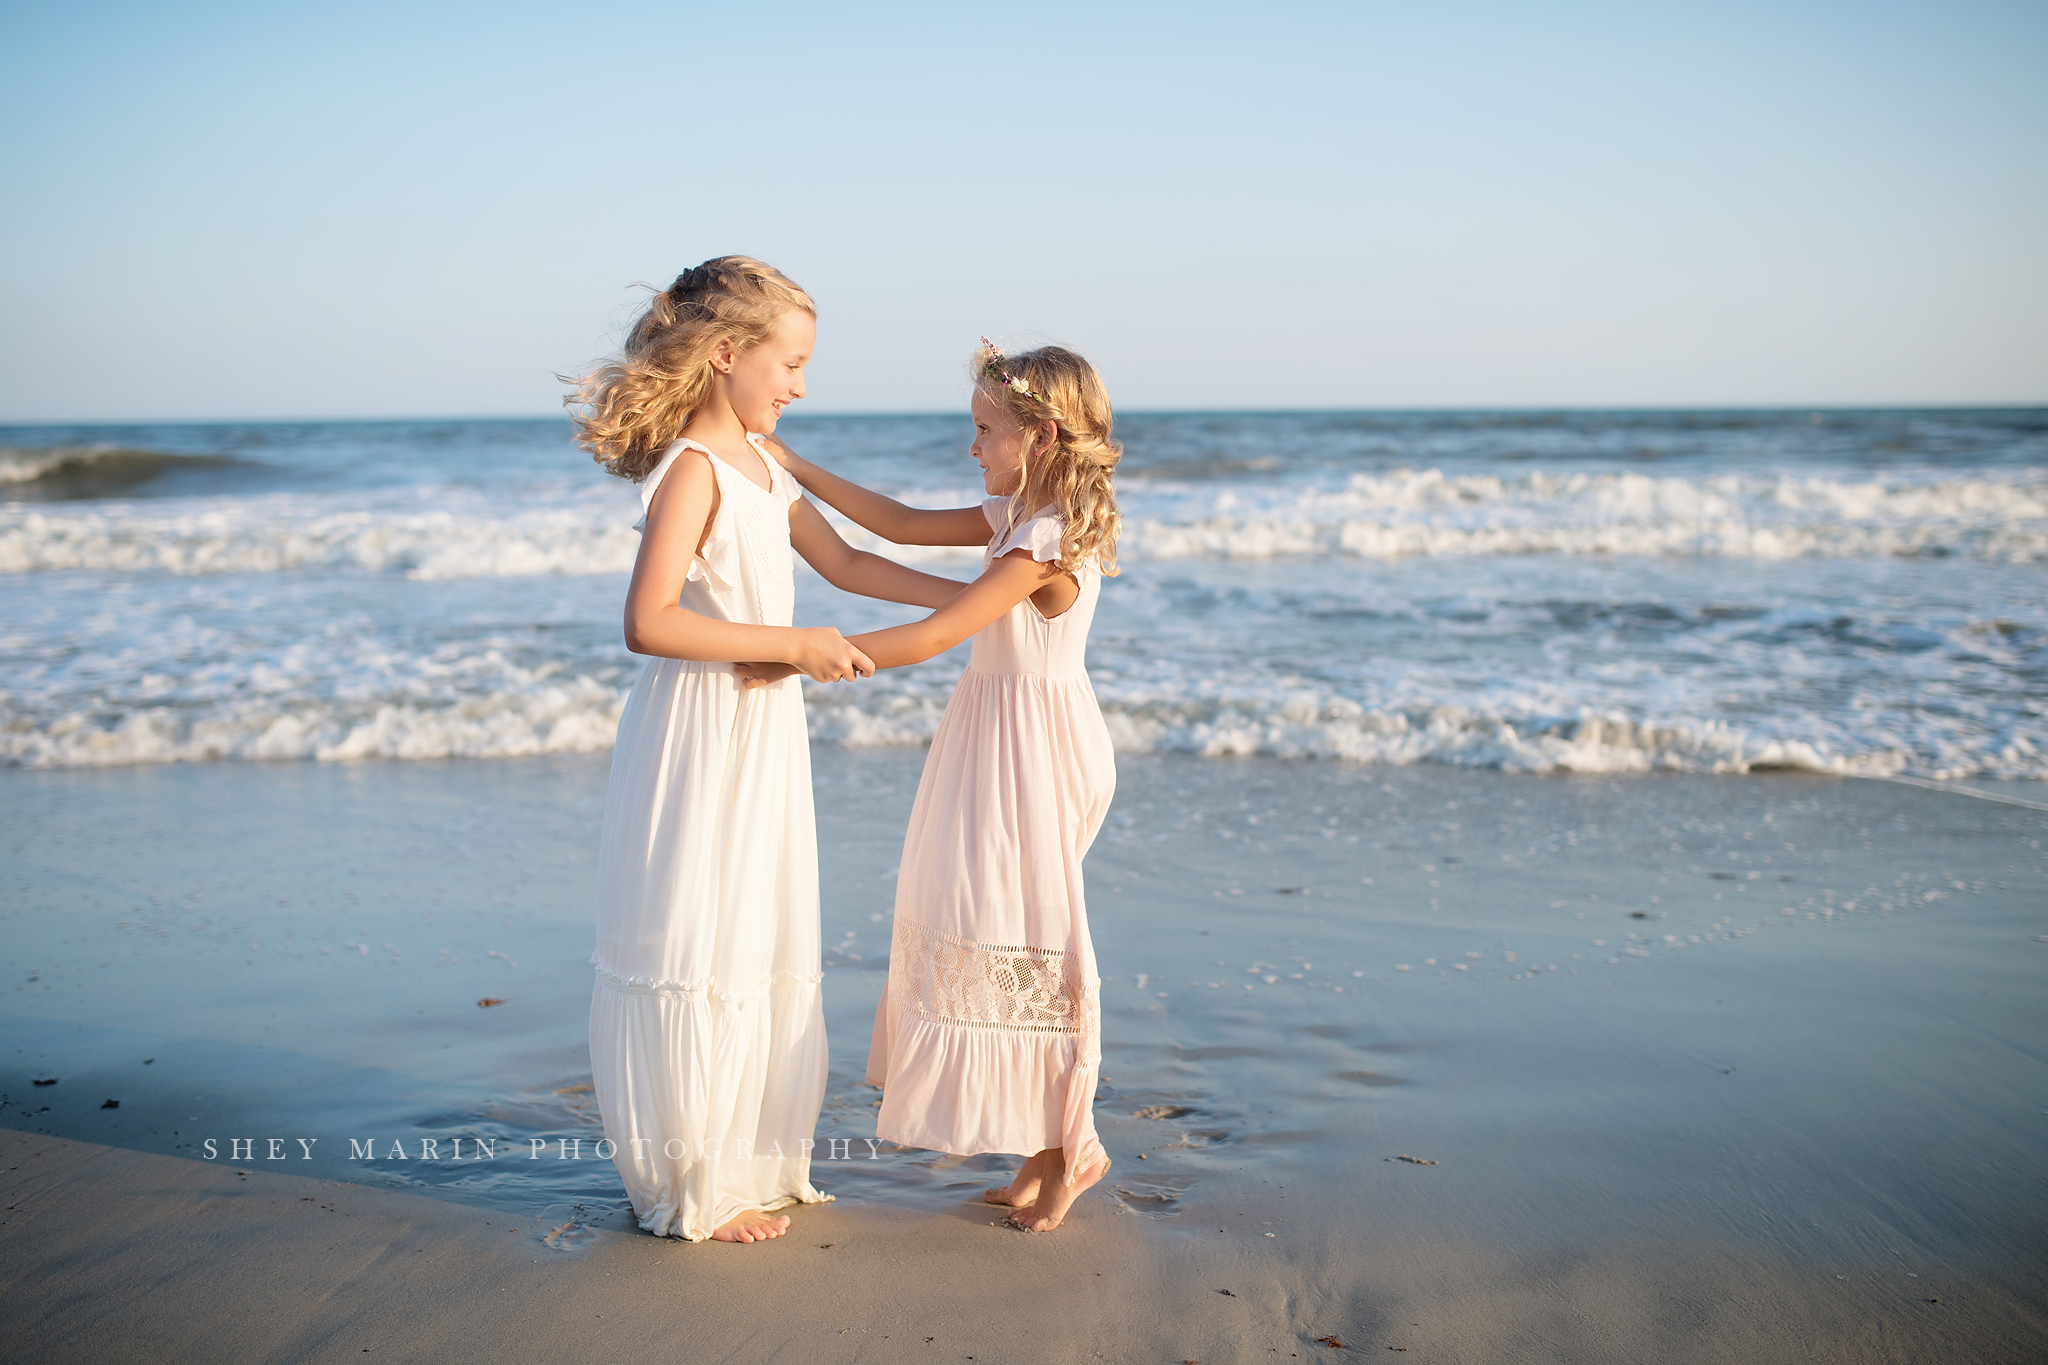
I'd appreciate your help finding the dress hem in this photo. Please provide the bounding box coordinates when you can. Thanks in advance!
[868,1004,1102,1168]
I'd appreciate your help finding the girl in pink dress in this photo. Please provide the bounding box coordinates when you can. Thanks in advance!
[761,340,1120,1231]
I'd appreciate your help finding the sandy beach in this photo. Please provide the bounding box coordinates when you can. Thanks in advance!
[4,751,2044,1362]
[7,0,2045,1349]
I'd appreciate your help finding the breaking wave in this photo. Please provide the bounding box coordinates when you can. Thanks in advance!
[2,467,2043,576]
[3,413,2041,780]
[1,675,628,768]
[1123,467,2048,563]
[8,674,2041,779]
[0,445,251,501]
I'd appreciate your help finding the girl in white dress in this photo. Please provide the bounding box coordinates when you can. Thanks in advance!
[763,340,1121,1232]
[567,257,962,1244]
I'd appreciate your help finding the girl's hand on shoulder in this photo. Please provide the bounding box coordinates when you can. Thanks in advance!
[734,661,801,690]
[758,433,801,470]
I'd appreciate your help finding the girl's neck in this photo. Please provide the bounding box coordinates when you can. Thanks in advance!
[678,399,775,491]
[1010,472,1054,512]
[680,399,749,455]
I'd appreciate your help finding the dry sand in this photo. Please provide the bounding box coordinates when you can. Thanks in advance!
[4,752,2045,1362]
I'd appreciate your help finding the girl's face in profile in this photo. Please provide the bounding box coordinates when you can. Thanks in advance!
[969,389,1033,496]
[721,309,814,434]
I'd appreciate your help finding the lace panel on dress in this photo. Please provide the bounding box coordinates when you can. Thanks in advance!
[889,919,1100,1064]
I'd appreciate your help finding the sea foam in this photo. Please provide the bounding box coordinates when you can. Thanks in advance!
[3,467,2043,577]
[8,671,2040,779]
[4,413,2042,779]
[1125,468,2048,563]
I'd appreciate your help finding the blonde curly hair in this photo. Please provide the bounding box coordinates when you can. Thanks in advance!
[565,256,815,482]
[977,344,1122,577]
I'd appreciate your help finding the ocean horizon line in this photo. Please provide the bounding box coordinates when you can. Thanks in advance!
[5,401,2047,431]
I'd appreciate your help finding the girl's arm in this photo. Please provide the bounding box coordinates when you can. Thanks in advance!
[846,551,1072,670]
[626,449,872,681]
[788,499,966,610]
[761,433,990,547]
[734,500,968,689]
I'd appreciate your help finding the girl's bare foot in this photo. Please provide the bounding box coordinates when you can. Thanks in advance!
[984,1151,1047,1208]
[710,1208,791,1243]
[1005,1149,1110,1232]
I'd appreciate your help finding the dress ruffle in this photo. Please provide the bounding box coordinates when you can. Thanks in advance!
[868,999,1101,1177]
[685,529,740,595]
[982,497,1066,565]
[592,957,824,1007]
[590,972,831,1238]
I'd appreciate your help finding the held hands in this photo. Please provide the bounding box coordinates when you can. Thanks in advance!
[736,623,872,687]
[786,626,874,684]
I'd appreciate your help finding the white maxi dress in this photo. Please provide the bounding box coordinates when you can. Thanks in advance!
[589,435,831,1240]
[867,499,1116,1178]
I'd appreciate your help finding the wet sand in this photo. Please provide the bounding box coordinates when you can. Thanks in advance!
[4,752,2045,1362]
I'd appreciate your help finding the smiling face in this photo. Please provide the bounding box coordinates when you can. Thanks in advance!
[970,388,1039,496]
[720,308,814,433]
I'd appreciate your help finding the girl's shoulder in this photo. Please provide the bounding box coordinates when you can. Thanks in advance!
[633,439,719,530]
[982,497,1067,566]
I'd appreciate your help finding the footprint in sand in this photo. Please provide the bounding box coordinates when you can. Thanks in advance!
[1165,1130,1231,1149]
[1133,1103,1195,1121]
[541,1222,594,1251]
[1113,1175,1196,1217]
[1338,1070,1407,1087]
[1129,1101,1232,1150]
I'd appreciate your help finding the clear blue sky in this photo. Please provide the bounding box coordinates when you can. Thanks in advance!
[2,0,2043,420]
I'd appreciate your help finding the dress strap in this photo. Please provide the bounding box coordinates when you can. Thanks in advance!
[633,440,718,531]
[746,433,803,507]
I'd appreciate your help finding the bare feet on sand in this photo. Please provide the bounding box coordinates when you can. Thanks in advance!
[984,1151,1048,1208]
[1004,1148,1110,1232]
[710,1209,791,1243]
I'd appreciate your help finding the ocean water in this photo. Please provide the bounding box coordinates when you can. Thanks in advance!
[2,409,2044,778]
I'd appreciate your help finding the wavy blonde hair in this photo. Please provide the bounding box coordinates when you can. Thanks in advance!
[977,344,1122,577]
[565,256,815,482]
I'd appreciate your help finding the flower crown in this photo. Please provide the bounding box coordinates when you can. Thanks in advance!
[978,337,1046,404]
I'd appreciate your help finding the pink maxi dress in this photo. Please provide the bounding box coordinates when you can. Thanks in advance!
[867,498,1117,1178]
